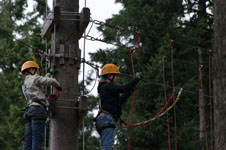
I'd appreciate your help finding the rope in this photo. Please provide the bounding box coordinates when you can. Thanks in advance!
[208,50,213,150]
[85,67,99,95]
[129,48,135,76]
[170,40,178,150]
[46,88,60,101]
[199,65,209,150]
[135,30,141,72]
[128,48,137,150]
[128,31,142,150]
[162,56,171,150]
[121,88,183,127]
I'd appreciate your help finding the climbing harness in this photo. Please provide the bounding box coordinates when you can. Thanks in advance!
[121,88,183,127]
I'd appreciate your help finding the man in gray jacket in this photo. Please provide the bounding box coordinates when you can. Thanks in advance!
[21,61,62,150]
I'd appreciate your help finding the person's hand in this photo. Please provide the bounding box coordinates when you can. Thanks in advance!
[136,72,143,79]
[56,86,62,91]
[49,67,57,74]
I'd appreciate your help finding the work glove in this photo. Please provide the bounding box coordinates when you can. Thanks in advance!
[136,72,143,79]
[49,66,57,74]
[56,85,62,91]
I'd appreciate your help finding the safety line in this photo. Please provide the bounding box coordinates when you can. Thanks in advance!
[121,88,183,127]
[120,73,213,99]
[83,35,212,68]
[128,89,137,150]
[199,65,209,150]
[162,56,171,150]
[91,19,212,53]
[128,47,138,150]
[1,30,211,70]
[170,40,178,150]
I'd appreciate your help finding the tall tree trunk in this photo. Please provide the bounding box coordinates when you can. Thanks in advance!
[198,48,207,150]
[197,0,209,148]
[213,0,226,150]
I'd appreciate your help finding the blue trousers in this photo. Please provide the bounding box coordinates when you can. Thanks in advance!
[96,113,116,150]
[23,106,46,150]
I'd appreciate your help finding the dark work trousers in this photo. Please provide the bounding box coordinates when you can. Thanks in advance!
[23,105,46,150]
[96,113,116,150]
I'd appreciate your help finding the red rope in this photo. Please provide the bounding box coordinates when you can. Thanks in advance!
[135,30,141,72]
[46,88,60,101]
[128,89,137,150]
[128,48,136,150]
[121,93,175,127]
[129,48,135,76]
[128,31,142,150]
[169,40,178,150]
[208,50,213,150]
[162,56,171,150]
[199,65,209,150]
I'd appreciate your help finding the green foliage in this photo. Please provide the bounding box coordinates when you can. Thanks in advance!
[90,0,213,149]
[0,0,47,149]
[0,0,214,149]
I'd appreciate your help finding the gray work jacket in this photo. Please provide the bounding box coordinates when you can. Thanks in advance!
[23,74,60,107]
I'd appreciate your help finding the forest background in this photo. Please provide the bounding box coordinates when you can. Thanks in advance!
[0,0,219,150]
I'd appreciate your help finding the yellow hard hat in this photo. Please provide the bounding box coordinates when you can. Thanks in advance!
[101,64,120,76]
[21,61,41,75]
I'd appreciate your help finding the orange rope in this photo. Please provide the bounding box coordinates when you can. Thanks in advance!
[162,56,171,150]
[169,40,178,150]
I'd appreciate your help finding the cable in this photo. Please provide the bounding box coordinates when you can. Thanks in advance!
[82,35,211,69]
[91,19,212,53]
[120,72,213,99]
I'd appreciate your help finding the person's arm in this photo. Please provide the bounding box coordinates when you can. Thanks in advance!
[120,90,133,105]
[35,75,61,88]
[109,77,140,93]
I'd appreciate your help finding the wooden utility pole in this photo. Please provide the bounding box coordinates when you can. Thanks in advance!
[41,0,90,149]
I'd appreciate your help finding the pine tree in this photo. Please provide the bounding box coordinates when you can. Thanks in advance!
[90,0,213,149]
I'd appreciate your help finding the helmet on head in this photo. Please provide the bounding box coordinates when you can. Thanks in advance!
[101,64,120,76]
[21,61,41,75]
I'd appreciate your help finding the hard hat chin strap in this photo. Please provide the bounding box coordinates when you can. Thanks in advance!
[27,68,37,75]
[107,74,115,82]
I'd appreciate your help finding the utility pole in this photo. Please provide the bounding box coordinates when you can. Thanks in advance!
[41,0,90,149]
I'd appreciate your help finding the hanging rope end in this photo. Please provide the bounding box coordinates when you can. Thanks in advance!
[178,88,183,96]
